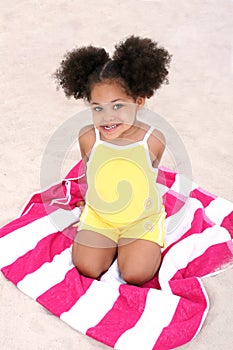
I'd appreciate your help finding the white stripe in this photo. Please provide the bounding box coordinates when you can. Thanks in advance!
[60,279,120,333]
[159,225,231,291]
[48,207,81,231]
[100,259,126,285]
[0,214,58,268]
[205,197,233,225]
[170,173,198,197]
[115,288,180,350]
[157,183,168,197]
[164,197,202,240]
[0,208,80,269]
[17,248,73,299]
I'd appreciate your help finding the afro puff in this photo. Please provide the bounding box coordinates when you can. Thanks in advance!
[54,36,172,101]
[54,46,109,100]
[113,36,171,98]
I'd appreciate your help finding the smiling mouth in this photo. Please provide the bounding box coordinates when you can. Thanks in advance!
[101,124,120,131]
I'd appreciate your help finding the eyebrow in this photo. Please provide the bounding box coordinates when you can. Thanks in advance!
[91,99,125,105]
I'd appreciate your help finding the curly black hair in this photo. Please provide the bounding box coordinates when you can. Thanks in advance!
[54,35,172,101]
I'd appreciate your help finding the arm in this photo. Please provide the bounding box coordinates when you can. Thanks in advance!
[75,125,95,208]
[147,129,166,168]
[78,124,95,163]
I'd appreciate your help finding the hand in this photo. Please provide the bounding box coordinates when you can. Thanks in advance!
[76,200,85,212]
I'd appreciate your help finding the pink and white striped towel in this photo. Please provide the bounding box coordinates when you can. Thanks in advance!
[0,161,232,350]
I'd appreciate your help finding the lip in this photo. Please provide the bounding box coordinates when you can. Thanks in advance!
[100,124,120,133]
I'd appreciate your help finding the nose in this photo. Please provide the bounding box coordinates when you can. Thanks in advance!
[103,115,115,123]
[102,110,116,123]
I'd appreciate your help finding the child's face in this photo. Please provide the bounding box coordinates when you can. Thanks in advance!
[90,82,145,140]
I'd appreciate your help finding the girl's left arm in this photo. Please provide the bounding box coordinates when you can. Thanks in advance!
[148,129,166,168]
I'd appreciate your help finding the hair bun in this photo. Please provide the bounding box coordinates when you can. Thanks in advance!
[113,35,171,98]
[54,46,109,99]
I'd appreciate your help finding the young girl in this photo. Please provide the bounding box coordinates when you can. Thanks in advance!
[54,35,171,285]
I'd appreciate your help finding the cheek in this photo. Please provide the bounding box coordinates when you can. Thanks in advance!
[92,113,103,126]
[120,111,136,125]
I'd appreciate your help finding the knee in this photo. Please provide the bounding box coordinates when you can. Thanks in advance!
[73,259,103,279]
[121,267,155,286]
[72,253,103,279]
[120,255,161,286]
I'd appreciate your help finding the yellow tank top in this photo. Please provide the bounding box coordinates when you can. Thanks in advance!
[85,127,163,225]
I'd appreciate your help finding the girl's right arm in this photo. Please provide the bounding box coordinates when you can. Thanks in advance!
[78,125,95,164]
[75,125,95,209]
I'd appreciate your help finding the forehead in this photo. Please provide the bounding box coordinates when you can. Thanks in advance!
[90,83,133,104]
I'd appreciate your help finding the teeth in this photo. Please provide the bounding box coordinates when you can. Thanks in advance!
[104,124,117,130]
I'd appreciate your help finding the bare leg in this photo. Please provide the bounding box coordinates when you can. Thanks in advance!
[118,238,161,285]
[72,230,117,279]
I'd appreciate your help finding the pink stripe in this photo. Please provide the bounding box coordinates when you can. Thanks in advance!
[162,190,186,217]
[20,193,43,216]
[190,188,216,207]
[20,180,85,217]
[168,189,187,201]
[66,181,87,207]
[37,268,93,316]
[86,284,149,347]
[65,160,87,203]
[157,168,176,188]
[65,159,85,179]
[1,232,73,284]
[176,208,214,240]
[0,204,50,239]
[221,211,233,238]
[154,277,208,349]
[142,274,160,289]
[20,184,67,215]
[171,242,233,280]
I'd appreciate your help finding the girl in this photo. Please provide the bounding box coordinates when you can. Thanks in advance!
[54,35,171,285]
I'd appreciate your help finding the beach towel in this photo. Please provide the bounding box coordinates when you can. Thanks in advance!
[0,160,232,350]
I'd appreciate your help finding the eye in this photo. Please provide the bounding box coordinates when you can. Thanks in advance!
[113,103,124,110]
[93,106,103,112]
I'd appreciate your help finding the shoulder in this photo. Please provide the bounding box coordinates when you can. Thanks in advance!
[147,127,166,167]
[150,128,166,147]
[79,124,96,144]
[137,121,166,147]
[148,128,165,154]
[79,124,95,138]
[78,124,96,160]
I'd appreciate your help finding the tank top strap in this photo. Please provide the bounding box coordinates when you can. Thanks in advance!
[94,126,154,145]
[142,126,154,143]
[94,127,100,142]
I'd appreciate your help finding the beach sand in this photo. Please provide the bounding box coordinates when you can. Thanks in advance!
[0,1,232,349]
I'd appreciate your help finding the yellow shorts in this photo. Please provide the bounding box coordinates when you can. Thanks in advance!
[77,204,166,247]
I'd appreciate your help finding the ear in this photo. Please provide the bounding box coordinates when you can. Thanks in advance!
[135,96,145,109]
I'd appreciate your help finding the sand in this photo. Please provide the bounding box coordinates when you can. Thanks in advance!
[0,0,232,349]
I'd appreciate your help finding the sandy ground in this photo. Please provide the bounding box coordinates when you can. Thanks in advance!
[0,1,233,349]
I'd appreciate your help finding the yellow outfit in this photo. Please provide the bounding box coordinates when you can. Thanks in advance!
[78,127,166,246]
